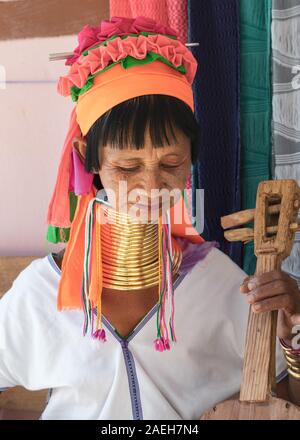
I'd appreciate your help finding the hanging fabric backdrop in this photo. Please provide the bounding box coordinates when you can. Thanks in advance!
[108,1,300,275]
[271,0,300,288]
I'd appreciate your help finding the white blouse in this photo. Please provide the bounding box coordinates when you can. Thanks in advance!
[0,247,287,420]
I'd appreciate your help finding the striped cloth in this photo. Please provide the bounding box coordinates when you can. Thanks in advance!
[271,0,300,288]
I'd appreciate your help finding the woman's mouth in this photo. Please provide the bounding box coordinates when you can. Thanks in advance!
[136,202,160,209]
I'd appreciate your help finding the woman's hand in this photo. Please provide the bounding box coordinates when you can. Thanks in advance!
[240,271,300,344]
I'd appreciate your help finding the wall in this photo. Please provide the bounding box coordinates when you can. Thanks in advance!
[0,0,109,256]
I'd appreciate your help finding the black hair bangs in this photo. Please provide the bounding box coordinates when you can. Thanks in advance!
[84,94,200,189]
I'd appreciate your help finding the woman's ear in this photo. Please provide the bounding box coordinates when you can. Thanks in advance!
[72,136,87,163]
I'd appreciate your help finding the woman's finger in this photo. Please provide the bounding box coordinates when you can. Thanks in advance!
[251,293,295,315]
[239,276,252,293]
[245,279,288,304]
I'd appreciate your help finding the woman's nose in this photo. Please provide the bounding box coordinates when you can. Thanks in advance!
[140,167,163,194]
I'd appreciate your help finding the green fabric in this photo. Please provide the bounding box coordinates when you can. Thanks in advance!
[240,0,272,275]
[70,52,186,103]
[82,31,177,56]
[46,191,78,244]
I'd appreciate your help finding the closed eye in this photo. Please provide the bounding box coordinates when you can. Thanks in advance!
[118,166,140,172]
[118,164,180,173]
[161,164,180,169]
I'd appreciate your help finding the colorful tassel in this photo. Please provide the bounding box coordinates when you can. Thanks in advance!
[80,195,114,342]
[153,211,176,352]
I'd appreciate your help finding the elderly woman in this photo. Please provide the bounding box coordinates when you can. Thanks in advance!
[0,16,300,420]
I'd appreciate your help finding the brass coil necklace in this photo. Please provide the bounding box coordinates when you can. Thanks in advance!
[98,204,182,290]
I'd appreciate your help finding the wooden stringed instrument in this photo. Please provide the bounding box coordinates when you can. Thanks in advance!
[201,179,300,420]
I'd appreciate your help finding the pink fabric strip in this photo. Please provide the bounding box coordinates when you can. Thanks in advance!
[109,3,188,44]
[69,147,94,195]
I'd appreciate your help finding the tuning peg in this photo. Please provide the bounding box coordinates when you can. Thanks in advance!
[224,222,300,243]
[221,204,282,229]
[266,222,300,234]
[221,209,255,229]
[224,228,254,242]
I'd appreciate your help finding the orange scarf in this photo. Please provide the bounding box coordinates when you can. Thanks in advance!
[57,184,204,311]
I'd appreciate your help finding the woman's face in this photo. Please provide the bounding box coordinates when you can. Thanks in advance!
[74,125,191,221]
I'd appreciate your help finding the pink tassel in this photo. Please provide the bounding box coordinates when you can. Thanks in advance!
[92,328,107,342]
[153,337,171,352]
[163,337,170,350]
[154,338,164,351]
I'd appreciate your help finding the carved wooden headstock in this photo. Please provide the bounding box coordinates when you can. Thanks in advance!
[221,180,300,262]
